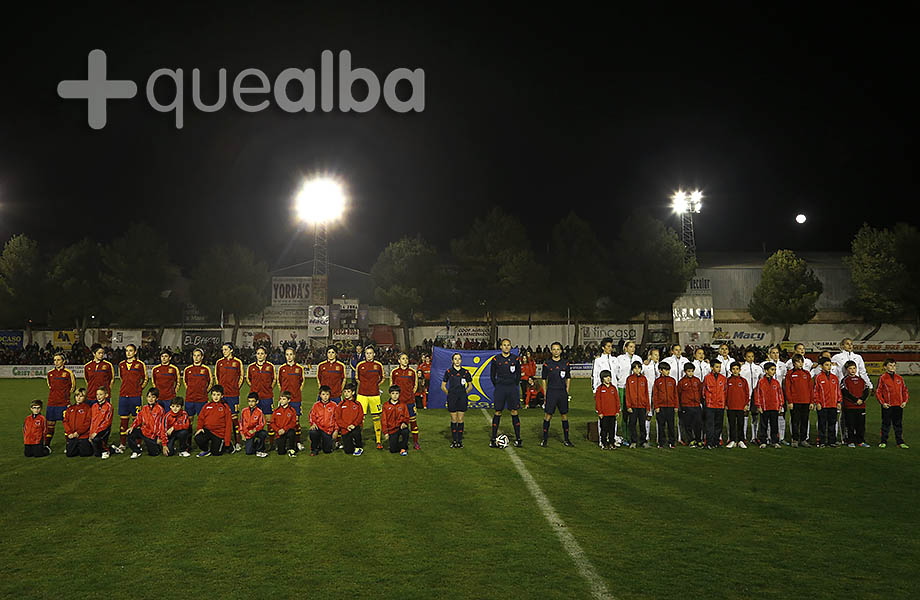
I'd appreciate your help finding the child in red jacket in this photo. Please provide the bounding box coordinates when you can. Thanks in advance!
[272,391,300,457]
[653,363,678,448]
[812,357,842,447]
[841,360,870,448]
[89,388,114,459]
[336,382,365,456]
[725,362,750,448]
[195,385,233,457]
[702,361,727,448]
[63,389,93,457]
[876,358,909,448]
[126,388,166,459]
[24,399,50,457]
[309,386,337,455]
[381,385,410,455]
[625,361,650,448]
[784,355,812,447]
[239,392,268,457]
[164,397,192,457]
[678,364,703,447]
[755,363,784,448]
[595,370,620,449]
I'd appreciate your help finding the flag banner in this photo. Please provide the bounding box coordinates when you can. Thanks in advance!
[427,346,518,410]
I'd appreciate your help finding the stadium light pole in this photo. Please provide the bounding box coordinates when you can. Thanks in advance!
[672,189,702,262]
[295,176,347,306]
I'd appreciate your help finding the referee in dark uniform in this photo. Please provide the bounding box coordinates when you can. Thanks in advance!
[490,338,523,447]
[541,341,573,447]
[442,352,473,448]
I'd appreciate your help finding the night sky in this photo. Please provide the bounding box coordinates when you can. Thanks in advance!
[0,5,914,271]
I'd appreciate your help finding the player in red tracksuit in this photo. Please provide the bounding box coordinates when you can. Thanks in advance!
[784,355,813,447]
[126,389,166,458]
[416,352,432,409]
[89,389,114,458]
[335,382,365,455]
[725,362,750,448]
[45,352,76,448]
[876,358,909,448]
[595,370,620,449]
[812,357,842,447]
[381,385,411,455]
[652,363,678,448]
[63,389,93,457]
[239,392,269,457]
[702,361,727,448]
[308,386,337,455]
[755,363,784,447]
[272,392,300,457]
[24,400,50,457]
[841,360,870,447]
[194,386,233,456]
[163,398,192,456]
[678,364,704,446]
[624,362,650,448]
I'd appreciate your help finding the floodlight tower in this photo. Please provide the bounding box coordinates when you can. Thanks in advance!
[672,189,703,262]
[295,176,347,305]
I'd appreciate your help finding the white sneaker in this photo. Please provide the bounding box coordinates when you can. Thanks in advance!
[100,451,110,459]
[112,444,125,454]
[297,442,305,452]
[234,443,243,452]
[179,451,191,457]
[130,452,141,459]
[738,441,747,449]
[256,451,268,458]
[726,441,736,448]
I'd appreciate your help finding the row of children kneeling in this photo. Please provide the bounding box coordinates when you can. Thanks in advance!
[23,381,415,459]
[594,355,909,450]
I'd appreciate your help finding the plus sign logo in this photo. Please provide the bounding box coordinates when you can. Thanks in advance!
[58,49,425,129]
[57,50,138,130]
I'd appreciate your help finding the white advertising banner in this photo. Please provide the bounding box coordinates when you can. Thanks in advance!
[309,305,330,338]
[672,295,714,333]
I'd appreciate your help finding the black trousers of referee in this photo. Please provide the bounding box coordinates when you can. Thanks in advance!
[195,429,225,454]
[790,404,810,442]
[341,428,364,454]
[705,408,724,448]
[309,429,334,454]
[244,431,268,454]
[656,407,675,447]
[389,428,409,453]
[627,410,647,445]
[880,406,904,445]
[65,437,93,457]
[167,429,191,454]
[599,415,617,446]
[91,427,111,457]
[817,408,837,445]
[127,429,162,456]
[757,410,780,444]
[276,429,298,454]
[726,409,744,443]
[24,443,50,457]
[844,408,866,444]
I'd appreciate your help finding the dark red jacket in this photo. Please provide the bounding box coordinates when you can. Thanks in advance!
[625,373,650,410]
[877,372,909,407]
[90,401,113,435]
[381,400,410,435]
[239,406,265,439]
[842,375,869,410]
[132,402,165,441]
[652,376,678,408]
[755,377,784,412]
[271,404,299,435]
[784,368,812,404]
[309,400,336,434]
[812,371,841,409]
[164,410,190,435]
[23,414,46,445]
[678,376,703,407]
[595,384,620,415]
[198,401,233,444]
[335,398,364,432]
[726,375,750,411]
[702,373,727,409]
[63,403,92,439]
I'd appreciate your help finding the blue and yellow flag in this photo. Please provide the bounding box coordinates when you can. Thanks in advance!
[428,346,519,409]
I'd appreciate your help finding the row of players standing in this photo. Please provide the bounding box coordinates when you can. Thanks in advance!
[591,337,909,449]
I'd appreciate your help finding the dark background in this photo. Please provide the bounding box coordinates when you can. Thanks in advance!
[0,4,914,270]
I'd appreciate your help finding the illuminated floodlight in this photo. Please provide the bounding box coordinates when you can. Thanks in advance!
[795,213,807,224]
[672,189,702,214]
[671,190,689,213]
[295,177,346,224]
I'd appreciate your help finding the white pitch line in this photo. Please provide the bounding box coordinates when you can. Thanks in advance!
[480,409,614,600]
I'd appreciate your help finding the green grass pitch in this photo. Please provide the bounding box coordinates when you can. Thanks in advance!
[1,377,918,599]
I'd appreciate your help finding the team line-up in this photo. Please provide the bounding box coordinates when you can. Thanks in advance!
[21,337,910,459]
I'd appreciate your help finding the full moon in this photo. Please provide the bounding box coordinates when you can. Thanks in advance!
[795,214,807,224]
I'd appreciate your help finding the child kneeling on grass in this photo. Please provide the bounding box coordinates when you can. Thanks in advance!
[89,388,114,459]
[24,399,51,457]
[195,385,233,457]
[164,397,192,457]
[272,391,299,458]
[126,388,167,459]
[335,382,365,456]
[239,392,269,457]
[309,386,337,456]
[382,385,410,456]
[63,389,93,458]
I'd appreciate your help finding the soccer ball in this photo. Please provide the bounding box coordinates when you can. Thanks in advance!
[495,434,510,448]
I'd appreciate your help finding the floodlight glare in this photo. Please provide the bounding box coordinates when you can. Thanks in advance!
[671,190,689,214]
[796,213,807,224]
[295,177,346,224]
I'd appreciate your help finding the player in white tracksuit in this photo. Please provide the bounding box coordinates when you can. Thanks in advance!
[738,350,764,441]
[615,341,643,444]
[762,347,788,442]
[592,338,619,446]
[662,344,690,442]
